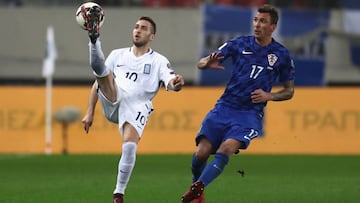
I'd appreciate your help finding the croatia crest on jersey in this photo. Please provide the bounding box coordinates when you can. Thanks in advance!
[143,64,151,74]
[267,54,278,66]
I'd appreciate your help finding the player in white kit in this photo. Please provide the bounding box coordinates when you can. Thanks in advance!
[81,11,184,203]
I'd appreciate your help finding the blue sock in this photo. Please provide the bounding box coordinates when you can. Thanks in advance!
[198,153,229,186]
[191,153,207,182]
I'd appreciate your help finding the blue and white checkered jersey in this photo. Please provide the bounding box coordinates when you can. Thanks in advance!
[216,35,295,112]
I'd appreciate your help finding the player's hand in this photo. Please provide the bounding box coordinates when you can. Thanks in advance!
[207,52,225,70]
[251,89,272,103]
[170,74,185,91]
[198,52,225,70]
[81,113,94,134]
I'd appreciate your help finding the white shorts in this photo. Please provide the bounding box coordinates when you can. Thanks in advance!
[97,87,153,138]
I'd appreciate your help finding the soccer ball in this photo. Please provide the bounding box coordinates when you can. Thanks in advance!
[75,2,105,30]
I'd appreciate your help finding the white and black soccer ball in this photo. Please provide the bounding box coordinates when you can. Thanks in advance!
[75,2,105,30]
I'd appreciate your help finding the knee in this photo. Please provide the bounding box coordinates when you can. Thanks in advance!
[195,136,212,161]
[195,149,210,161]
[215,138,243,155]
[217,142,242,156]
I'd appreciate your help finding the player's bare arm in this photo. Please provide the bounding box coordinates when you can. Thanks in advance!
[271,80,294,101]
[82,81,99,133]
[168,74,185,91]
[197,52,225,70]
[251,80,294,103]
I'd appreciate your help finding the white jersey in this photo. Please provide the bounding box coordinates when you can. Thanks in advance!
[98,47,176,137]
[106,47,175,102]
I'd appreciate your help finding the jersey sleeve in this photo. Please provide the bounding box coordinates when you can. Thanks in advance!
[158,55,176,90]
[105,49,119,73]
[217,37,241,60]
[279,53,295,82]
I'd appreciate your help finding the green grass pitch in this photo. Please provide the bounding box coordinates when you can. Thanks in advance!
[0,154,359,203]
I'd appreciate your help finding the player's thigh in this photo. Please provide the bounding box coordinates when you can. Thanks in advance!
[225,126,260,151]
[119,99,153,139]
[216,138,243,156]
[196,109,226,150]
[98,90,120,123]
[97,74,117,102]
[122,122,140,143]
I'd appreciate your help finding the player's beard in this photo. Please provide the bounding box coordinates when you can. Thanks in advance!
[133,40,146,47]
[133,36,149,48]
[133,33,152,48]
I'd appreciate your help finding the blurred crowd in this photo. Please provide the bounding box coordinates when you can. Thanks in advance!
[0,0,344,9]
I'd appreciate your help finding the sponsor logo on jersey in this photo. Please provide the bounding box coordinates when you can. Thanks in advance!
[143,64,151,74]
[242,50,253,54]
[267,54,278,66]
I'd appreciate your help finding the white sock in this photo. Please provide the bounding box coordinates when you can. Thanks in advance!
[113,142,137,195]
[88,40,109,77]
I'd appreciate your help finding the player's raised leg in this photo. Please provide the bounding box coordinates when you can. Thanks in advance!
[85,5,117,102]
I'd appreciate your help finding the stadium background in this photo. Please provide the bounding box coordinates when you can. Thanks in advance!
[1,1,360,203]
[1,0,360,154]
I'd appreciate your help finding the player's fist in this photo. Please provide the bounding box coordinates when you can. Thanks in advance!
[170,74,184,91]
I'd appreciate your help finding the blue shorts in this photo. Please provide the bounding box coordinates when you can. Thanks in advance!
[196,104,264,152]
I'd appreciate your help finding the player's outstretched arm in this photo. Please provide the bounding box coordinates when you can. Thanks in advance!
[197,52,225,70]
[82,81,99,133]
[168,74,185,92]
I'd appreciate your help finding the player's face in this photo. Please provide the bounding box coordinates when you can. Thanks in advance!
[132,20,155,47]
[253,12,276,41]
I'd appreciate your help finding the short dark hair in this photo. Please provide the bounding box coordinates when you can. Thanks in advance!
[139,16,156,34]
[258,4,279,25]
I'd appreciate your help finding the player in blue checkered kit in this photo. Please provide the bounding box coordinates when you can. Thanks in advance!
[181,4,295,203]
